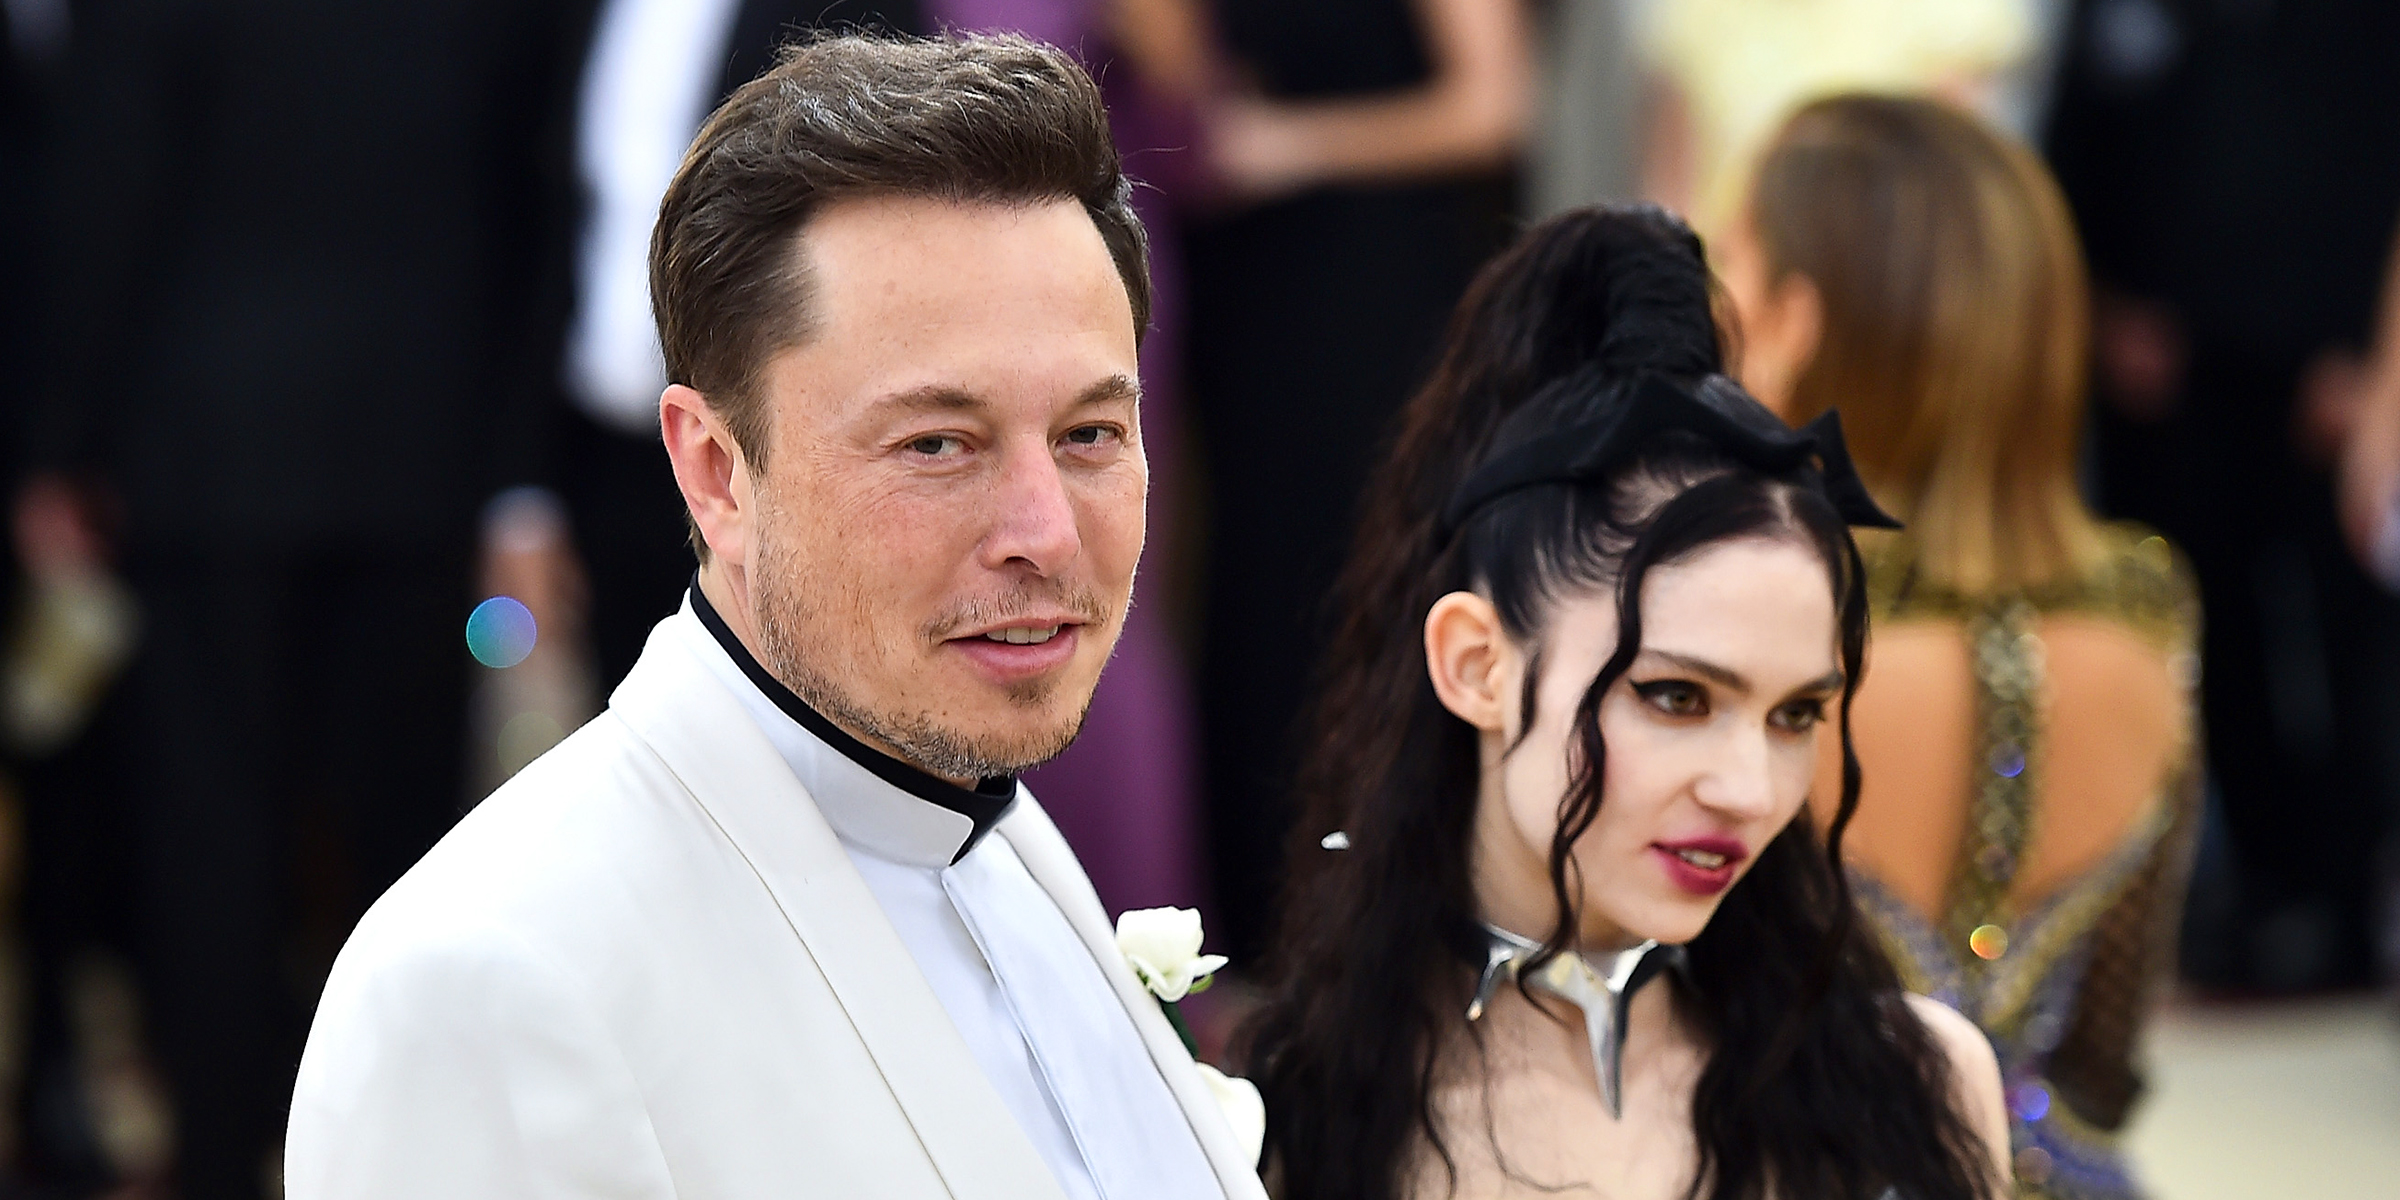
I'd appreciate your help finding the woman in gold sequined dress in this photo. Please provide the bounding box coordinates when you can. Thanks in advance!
[1713,94,2200,1200]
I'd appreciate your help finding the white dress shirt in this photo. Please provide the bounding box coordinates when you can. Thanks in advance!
[680,591,1220,1200]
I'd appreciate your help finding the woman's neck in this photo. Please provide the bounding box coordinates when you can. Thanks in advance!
[1468,771,1643,952]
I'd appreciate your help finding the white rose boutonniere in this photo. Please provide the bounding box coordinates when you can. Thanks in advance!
[1114,907,1264,1169]
[1116,906,1230,1003]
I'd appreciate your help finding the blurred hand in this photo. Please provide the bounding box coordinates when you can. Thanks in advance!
[2092,292,2187,423]
[479,490,588,655]
[1199,96,1317,204]
[12,474,108,581]
[2295,348,2370,466]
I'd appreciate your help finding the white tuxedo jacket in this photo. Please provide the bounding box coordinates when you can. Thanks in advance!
[285,617,1269,1200]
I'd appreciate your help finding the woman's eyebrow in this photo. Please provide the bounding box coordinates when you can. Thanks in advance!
[1640,649,1749,694]
[1639,650,1845,698]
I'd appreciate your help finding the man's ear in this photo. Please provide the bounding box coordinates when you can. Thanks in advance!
[1425,591,1516,733]
[660,384,753,568]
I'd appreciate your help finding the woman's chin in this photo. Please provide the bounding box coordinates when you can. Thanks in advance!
[1598,895,1724,948]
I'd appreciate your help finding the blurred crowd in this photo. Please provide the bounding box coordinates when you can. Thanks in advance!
[0,0,2396,1195]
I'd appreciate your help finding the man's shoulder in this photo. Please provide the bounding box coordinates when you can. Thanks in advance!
[340,711,725,984]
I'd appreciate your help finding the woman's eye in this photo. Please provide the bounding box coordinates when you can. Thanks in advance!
[906,434,964,457]
[1633,680,1706,717]
[1771,700,1828,732]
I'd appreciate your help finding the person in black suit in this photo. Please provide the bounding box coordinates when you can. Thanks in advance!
[2046,0,2400,991]
[555,0,923,691]
[28,1,594,1193]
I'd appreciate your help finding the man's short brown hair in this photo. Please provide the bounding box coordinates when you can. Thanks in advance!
[650,33,1151,470]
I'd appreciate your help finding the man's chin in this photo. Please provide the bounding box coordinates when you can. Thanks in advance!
[882,710,1085,780]
[871,666,1100,778]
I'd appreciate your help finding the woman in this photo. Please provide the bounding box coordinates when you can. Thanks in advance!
[1242,205,2010,1199]
[1713,95,2200,1198]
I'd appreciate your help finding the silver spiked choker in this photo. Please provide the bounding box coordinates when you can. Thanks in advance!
[1466,924,1683,1118]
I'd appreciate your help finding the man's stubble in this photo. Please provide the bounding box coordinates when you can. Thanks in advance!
[748,502,1115,780]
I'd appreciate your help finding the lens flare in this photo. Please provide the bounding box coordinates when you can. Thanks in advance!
[2010,1083,2051,1122]
[1991,745,2025,778]
[466,596,538,668]
[1968,923,2009,960]
[499,710,566,774]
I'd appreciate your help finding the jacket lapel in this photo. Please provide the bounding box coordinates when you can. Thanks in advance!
[997,804,1270,1200]
[610,619,1067,1200]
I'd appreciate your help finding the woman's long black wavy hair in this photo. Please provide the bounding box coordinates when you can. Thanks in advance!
[1238,207,1995,1200]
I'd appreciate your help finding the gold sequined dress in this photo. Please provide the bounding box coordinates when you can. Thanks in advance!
[1852,526,2201,1200]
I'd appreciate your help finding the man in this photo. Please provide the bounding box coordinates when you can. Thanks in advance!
[286,35,1267,1200]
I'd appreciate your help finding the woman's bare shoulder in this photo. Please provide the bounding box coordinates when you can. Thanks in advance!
[1902,994,2011,1193]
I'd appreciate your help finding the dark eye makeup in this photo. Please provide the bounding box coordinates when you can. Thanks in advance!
[1631,678,1707,716]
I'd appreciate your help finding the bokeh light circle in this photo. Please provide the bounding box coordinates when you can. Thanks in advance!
[1967,923,2010,961]
[2010,1083,2052,1123]
[466,596,538,668]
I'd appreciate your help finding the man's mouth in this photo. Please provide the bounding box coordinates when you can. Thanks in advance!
[979,625,1063,646]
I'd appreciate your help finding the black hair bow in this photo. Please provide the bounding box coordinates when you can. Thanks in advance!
[1438,372,1901,537]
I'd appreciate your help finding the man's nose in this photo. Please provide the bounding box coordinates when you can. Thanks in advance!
[983,443,1082,574]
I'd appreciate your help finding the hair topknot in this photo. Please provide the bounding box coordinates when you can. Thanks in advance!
[1461,204,1721,391]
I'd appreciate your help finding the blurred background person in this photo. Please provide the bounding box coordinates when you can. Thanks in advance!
[5,1,149,1192]
[1111,0,1536,961]
[2045,0,2400,993]
[557,0,926,696]
[1718,93,2200,1198]
[1638,0,2034,232]
[25,1,593,1194]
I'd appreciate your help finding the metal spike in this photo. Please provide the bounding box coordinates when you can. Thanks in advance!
[1472,924,1677,1118]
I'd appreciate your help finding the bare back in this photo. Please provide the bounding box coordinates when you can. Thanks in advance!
[1808,525,2201,1197]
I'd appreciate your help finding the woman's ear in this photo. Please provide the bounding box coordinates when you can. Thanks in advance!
[1425,591,1516,732]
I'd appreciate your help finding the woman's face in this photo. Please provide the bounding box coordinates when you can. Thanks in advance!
[1474,535,1842,949]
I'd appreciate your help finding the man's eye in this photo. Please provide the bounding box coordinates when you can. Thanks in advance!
[1771,700,1828,732]
[1632,680,1706,717]
[906,434,963,457]
[1064,424,1120,448]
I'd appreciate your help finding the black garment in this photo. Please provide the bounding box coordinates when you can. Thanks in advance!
[555,0,926,689]
[123,544,472,1196]
[41,3,595,1194]
[43,0,593,543]
[686,579,1016,858]
[4,25,123,1194]
[1184,0,1514,960]
[2047,0,2400,989]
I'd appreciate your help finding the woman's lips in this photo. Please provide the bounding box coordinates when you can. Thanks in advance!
[1650,836,1748,897]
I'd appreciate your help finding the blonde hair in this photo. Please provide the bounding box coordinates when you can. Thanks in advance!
[1748,93,2103,593]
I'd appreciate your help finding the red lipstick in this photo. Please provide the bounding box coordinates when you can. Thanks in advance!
[1650,836,1749,897]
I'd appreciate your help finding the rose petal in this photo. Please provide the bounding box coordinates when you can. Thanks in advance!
[1196,1063,1265,1169]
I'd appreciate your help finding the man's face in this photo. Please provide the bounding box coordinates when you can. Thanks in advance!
[746,195,1144,780]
